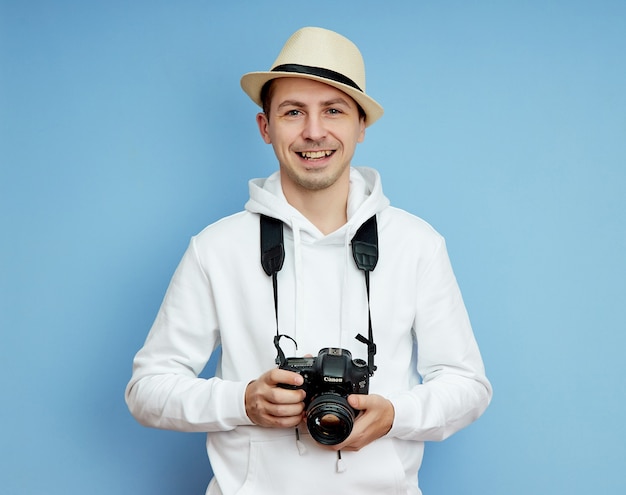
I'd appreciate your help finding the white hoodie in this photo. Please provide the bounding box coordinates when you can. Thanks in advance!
[126,167,492,495]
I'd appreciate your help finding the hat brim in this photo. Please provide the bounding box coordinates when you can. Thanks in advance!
[240,71,384,127]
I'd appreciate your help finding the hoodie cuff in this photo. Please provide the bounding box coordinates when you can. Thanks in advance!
[387,391,420,439]
[214,379,255,428]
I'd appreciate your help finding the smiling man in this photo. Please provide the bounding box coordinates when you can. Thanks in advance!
[257,77,366,233]
[126,27,492,495]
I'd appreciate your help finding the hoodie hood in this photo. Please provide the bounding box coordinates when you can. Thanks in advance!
[245,166,390,242]
[245,166,389,359]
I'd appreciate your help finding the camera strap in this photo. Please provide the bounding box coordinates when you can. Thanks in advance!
[260,214,379,376]
[260,214,293,367]
[351,215,378,376]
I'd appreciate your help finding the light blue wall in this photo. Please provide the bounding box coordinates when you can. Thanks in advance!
[1,1,625,493]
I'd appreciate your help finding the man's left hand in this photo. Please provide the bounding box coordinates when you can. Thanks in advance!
[328,394,395,451]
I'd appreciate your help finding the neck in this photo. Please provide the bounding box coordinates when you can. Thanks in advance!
[282,177,349,235]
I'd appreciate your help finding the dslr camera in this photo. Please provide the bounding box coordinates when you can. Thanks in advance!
[279,347,369,445]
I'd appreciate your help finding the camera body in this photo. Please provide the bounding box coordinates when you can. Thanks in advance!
[279,347,369,445]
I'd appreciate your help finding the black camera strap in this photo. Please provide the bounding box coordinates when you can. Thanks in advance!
[259,214,291,367]
[260,214,379,376]
[351,215,378,376]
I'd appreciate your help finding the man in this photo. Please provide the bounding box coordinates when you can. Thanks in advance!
[126,26,492,494]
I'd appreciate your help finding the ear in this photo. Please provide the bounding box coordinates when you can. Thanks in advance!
[357,117,366,144]
[256,113,272,144]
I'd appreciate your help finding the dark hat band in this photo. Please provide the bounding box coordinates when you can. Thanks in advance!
[271,64,363,92]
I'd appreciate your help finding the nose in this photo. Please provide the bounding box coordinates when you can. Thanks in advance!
[302,113,327,141]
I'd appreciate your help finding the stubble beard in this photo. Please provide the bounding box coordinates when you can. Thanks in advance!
[283,160,349,192]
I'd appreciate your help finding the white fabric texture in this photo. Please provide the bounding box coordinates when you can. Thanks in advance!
[126,167,492,495]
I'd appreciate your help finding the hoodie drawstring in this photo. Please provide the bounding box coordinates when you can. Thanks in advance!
[336,450,346,473]
[294,428,347,473]
[291,220,303,344]
[295,427,307,456]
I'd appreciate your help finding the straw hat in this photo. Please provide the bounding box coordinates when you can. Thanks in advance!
[240,27,384,126]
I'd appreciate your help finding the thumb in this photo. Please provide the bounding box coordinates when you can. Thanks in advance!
[348,394,364,410]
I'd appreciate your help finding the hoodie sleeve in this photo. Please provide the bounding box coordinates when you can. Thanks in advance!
[388,237,493,441]
[125,237,254,432]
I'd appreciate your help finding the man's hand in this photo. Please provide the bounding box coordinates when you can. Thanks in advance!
[245,368,307,428]
[328,394,395,451]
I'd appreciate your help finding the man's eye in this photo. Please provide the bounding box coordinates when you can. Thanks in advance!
[327,108,342,115]
[286,109,301,116]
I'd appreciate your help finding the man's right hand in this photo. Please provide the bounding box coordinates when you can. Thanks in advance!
[245,368,307,428]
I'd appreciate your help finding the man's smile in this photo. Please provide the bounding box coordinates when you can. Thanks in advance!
[297,150,335,160]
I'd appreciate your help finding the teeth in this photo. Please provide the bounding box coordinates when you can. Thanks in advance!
[300,150,332,159]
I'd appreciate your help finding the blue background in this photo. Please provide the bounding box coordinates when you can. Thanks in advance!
[1,1,625,493]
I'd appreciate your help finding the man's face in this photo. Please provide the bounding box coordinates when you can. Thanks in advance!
[256,77,366,196]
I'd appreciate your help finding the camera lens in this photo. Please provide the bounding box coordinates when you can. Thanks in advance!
[306,393,355,445]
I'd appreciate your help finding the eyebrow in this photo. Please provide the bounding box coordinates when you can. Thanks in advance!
[277,97,353,110]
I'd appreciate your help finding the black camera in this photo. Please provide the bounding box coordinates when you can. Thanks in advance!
[279,347,369,445]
